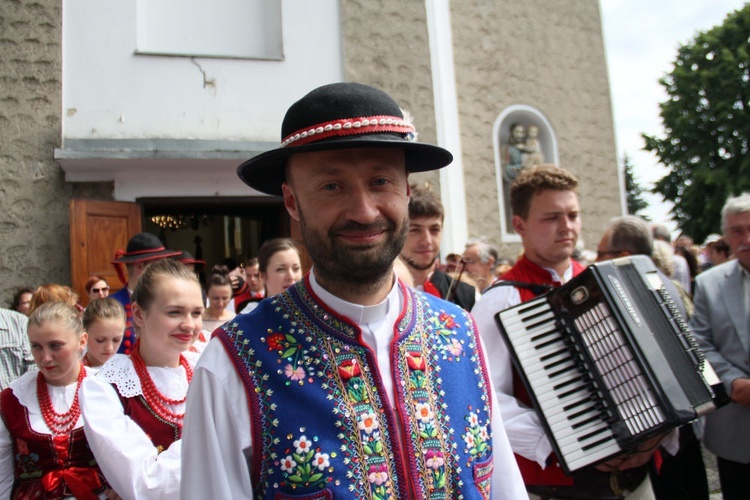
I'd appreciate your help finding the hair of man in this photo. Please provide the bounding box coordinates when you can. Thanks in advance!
[509,164,579,220]
[464,238,498,264]
[606,215,653,257]
[651,223,672,243]
[408,183,444,221]
[721,192,750,233]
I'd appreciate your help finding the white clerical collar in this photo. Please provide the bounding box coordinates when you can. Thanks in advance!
[308,269,400,325]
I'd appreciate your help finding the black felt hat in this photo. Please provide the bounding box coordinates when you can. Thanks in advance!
[237,82,453,196]
[111,233,181,264]
[175,250,206,272]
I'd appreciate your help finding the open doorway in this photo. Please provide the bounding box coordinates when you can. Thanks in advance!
[141,196,289,285]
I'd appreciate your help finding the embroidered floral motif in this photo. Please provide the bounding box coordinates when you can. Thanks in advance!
[427,311,469,362]
[219,281,494,499]
[278,434,334,490]
[15,439,41,478]
[401,341,450,496]
[284,364,306,381]
[461,409,491,465]
[263,320,320,386]
[333,351,397,499]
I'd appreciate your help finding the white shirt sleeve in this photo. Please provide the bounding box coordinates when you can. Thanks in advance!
[481,343,529,499]
[0,415,13,500]
[472,285,553,467]
[180,338,253,499]
[79,375,182,500]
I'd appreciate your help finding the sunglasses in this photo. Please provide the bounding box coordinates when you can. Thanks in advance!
[91,287,110,293]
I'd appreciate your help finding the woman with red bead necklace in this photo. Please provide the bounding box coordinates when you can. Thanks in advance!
[80,259,203,499]
[0,301,111,499]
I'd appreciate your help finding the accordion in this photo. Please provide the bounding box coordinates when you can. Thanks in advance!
[494,255,728,474]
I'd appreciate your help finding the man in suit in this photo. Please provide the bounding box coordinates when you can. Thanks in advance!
[400,184,477,310]
[690,192,750,500]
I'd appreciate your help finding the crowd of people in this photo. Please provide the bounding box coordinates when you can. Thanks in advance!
[0,82,748,499]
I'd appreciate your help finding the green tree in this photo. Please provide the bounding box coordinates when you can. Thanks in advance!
[643,5,750,242]
[622,154,650,220]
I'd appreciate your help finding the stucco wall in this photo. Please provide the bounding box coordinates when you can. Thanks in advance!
[339,0,442,193]
[340,0,620,261]
[451,0,620,259]
[0,0,69,305]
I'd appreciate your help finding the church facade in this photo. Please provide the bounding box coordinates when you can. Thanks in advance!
[0,0,622,304]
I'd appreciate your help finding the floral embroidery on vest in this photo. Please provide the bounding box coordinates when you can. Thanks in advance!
[15,439,41,479]
[277,433,334,490]
[218,278,495,499]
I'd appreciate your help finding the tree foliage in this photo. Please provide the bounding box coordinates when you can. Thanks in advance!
[622,154,650,220]
[643,5,750,242]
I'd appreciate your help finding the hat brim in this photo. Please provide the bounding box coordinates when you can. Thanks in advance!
[237,133,453,196]
[112,249,182,264]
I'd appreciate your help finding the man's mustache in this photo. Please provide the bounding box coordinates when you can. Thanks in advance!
[330,219,394,235]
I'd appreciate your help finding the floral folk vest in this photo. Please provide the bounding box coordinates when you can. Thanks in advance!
[216,277,495,500]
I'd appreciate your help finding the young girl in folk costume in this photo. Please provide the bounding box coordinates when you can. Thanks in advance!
[0,302,110,499]
[79,259,203,499]
[81,298,125,373]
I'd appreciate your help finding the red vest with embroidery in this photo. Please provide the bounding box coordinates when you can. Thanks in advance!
[117,392,181,452]
[0,388,107,499]
[499,256,585,486]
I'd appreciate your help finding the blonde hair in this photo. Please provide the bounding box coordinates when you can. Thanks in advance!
[82,297,126,330]
[651,240,675,277]
[132,259,200,311]
[28,301,84,337]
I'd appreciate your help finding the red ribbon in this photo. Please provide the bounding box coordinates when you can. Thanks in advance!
[42,466,101,500]
[112,249,128,286]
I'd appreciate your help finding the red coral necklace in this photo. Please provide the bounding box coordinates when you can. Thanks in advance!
[37,363,86,436]
[130,340,193,426]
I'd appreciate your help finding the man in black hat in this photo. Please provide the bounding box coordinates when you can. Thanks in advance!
[182,83,525,499]
[110,232,180,354]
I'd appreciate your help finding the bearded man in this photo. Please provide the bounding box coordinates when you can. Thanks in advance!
[181,83,525,499]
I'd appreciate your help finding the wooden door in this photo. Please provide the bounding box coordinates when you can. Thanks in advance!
[70,199,141,306]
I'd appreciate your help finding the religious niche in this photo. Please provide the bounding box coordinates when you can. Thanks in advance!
[493,106,558,238]
[502,123,546,183]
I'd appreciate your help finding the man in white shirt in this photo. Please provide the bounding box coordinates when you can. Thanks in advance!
[181,82,526,499]
[472,165,660,499]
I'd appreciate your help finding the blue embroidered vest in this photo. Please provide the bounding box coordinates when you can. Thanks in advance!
[216,277,495,499]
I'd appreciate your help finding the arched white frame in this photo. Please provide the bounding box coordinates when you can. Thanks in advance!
[492,105,559,242]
